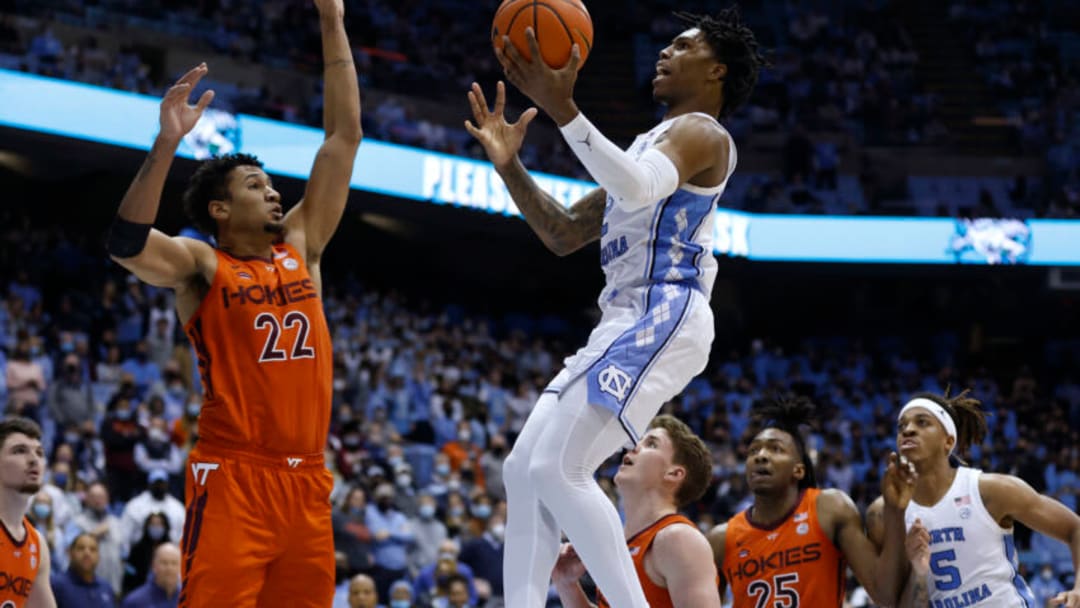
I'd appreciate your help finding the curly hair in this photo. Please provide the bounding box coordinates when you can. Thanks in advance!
[675,7,768,118]
[181,153,263,238]
[909,389,989,465]
[751,394,818,489]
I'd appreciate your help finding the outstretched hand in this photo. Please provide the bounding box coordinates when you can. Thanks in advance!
[1050,589,1080,608]
[159,63,214,141]
[497,27,582,125]
[883,451,918,510]
[464,81,538,170]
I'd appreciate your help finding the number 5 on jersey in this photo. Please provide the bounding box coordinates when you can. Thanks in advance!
[255,311,315,362]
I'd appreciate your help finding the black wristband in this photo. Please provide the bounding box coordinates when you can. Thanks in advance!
[106,217,152,258]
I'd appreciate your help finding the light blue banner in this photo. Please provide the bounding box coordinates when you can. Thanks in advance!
[0,69,1073,266]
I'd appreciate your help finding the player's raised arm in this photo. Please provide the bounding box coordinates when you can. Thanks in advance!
[284,0,362,263]
[498,28,731,212]
[108,64,216,288]
[466,80,605,256]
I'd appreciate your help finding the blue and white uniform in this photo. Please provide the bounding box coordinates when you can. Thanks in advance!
[547,112,737,444]
[905,466,1036,608]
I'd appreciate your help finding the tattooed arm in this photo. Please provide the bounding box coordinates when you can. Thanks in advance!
[900,518,931,608]
[500,159,605,255]
[466,80,604,256]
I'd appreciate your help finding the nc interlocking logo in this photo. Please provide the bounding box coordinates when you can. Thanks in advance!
[598,365,633,403]
[948,218,1031,265]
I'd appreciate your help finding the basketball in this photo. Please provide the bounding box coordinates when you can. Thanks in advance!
[492,0,593,69]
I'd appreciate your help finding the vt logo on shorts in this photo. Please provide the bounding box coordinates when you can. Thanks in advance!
[286,458,303,468]
[597,365,633,403]
[191,462,220,486]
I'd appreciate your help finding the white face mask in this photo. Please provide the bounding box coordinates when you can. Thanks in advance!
[490,524,505,542]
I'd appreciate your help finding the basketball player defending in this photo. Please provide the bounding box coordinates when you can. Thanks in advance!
[466,9,765,607]
[710,397,915,607]
[106,0,361,605]
[871,392,1080,608]
[552,415,721,608]
[0,418,57,608]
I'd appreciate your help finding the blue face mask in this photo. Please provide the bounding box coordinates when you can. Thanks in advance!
[390,600,411,608]
[418,504,436,519]
[114,409,132,420]
[32,504,51,520]
[435,463,451,477]
[52,473,68,488]
[471,504,492,519]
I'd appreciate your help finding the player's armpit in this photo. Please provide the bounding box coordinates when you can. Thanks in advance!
[111,231,210,289]
[653,524,723,608]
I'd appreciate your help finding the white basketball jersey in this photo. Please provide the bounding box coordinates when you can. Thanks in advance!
[596,112,737,309]
[904,467,1036,607]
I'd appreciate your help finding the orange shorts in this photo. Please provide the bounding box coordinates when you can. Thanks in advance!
[179,441,335,608]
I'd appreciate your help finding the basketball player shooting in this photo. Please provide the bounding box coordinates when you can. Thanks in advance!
[105,0,361,605]
[465,8,765,608]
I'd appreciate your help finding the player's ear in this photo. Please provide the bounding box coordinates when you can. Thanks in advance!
[710,61,727,82]
[944,434,956,456]
[209,199,229,222]
[667,465,686,484]
[792,461,806,482]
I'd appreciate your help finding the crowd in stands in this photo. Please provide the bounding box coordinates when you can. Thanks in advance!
[2,0,1080,218]
[0,195,1077,607]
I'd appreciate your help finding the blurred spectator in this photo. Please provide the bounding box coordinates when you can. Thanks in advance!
[30,490,68,571]
[51,533,117,608]
[122,512,171,595]
[367,482,414,601]
[6,338,45,417]
[345,572,379,608]
[120,470,184,549]
[42,460,78,529]
[47,353,95,429]
[144,318,174,371]
[1030,563,1066,608]
[101,394,145,501]
[414,540,478,607]
[459,516,504,602]
[119,542,181,608]
[409,493,447,573]
[69,481,124,596]
[387,579,416,608]
[132,417,183,483]
[333,486,375,577]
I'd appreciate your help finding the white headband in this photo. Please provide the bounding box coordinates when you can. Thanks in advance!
[899,398,957,452]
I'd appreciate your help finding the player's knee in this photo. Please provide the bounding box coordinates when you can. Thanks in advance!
[526,452,564,490]
[503,447,530,488]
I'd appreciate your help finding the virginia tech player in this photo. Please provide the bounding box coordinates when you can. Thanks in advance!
[0,418,57,608]
[709,397,915,608]
[106,0,361,605]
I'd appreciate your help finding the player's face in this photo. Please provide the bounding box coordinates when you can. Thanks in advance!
[614,428,677,491]
[745,428,803,494]
[653,28,722,103]
[0,433,45,495]
[222,165,284,236]
[897,408,955,464]
[349,576,378,608]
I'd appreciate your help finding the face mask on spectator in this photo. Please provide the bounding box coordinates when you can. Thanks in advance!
[377,498,393,512]
[350,506,364,517]
[390,601,411,608]
[114,409,132,421]
[472,504,491,519]
[457,430,471,443]
[490,524,505,542]
[52,473,68,488]
[1041,568,1054,580]
[435,463,451,477]
[343,435,361,449]
[396,474,412,488]
[32,504,50,520]
[187,403,201,418]
[63,432,80,446]
[449,506,464,518]
[419,504,436,519]
[148,429,168,443]
[147,524,166,540]
[447,479,461,492]
[388,456,404,468]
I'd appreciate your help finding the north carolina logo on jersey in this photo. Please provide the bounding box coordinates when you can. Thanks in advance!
[597,365,633,402]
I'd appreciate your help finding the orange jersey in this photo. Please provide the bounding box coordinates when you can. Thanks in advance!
[723,489,846,608]
[185,244,333,454]
[598,514,713,608]
[0,518,42,607]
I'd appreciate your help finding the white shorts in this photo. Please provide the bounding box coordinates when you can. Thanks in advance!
[545,282,713,445]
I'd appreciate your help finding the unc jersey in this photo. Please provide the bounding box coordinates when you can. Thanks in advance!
[549,113,737,444]
[904,467,1036,608]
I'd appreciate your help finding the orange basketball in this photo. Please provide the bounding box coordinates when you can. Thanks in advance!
[492,0,593,69]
